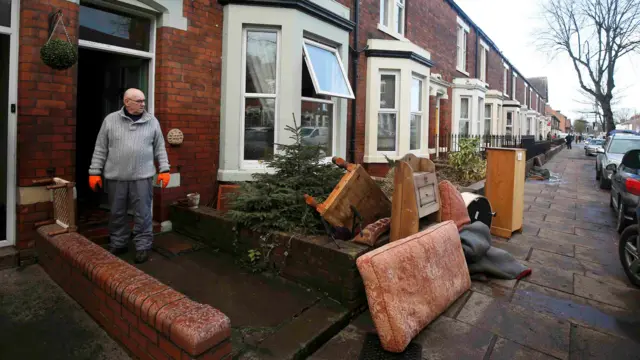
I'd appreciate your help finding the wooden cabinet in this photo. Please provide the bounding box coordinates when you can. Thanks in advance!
[485,148,526,239]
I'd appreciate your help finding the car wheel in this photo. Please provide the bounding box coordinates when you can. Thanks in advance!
[596,166,601,180]
[617,200,628,233]
[599,171,610,189]
[619,225,640,287]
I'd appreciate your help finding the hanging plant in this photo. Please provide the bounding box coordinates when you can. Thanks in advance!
[40,11,77,71]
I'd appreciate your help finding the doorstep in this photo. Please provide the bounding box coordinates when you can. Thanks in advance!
[0,246,18,270]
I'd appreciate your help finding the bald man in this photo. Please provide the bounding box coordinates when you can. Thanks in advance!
[88,88,170,264]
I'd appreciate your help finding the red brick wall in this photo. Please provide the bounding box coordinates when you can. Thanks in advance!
[153,0,224,221]
[486,46,504,92]
[17,0,78,185]
[16,0,78,257]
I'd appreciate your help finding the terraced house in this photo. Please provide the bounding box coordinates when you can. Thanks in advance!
[1,0,550,259]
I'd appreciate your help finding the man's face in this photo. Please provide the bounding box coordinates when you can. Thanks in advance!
[124,91,146,115]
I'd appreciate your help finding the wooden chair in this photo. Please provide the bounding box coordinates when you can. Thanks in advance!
[305,157,392,233]
[32,177,77,236]
[390,154,440,242]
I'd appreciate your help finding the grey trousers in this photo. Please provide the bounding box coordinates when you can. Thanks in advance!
[107,178,153,251]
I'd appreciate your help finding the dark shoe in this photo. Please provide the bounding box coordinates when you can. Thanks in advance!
[135,250,149,264]
[108,247,128,256]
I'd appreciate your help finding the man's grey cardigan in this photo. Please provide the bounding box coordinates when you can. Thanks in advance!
[89,108,170,180]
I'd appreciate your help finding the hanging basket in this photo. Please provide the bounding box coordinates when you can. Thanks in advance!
[41,39,78,70]
[40,11,77,71]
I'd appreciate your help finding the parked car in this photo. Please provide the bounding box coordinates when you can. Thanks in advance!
[616,149,640,286]
[610,149,640,232]
[596,133,640,189]
[585,139,605,156]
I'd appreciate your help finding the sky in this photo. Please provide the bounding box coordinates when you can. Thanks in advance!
[454,0,640,122]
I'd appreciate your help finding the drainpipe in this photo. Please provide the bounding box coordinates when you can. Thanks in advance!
[349,0,361,164]
[435,94,442,158]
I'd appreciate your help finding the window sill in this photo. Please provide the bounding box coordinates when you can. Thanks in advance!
[377,24,408,42]
[456,68,470,77]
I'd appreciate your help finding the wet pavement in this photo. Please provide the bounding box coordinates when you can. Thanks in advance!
[311,145,640,360]
[0,265,129,360]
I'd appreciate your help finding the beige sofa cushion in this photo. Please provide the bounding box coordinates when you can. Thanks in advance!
[356,221,471,353]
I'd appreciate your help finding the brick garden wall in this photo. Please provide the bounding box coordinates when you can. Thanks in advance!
[35,226,232,359]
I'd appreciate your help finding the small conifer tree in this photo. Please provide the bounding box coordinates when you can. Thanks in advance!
[227,116,344,234]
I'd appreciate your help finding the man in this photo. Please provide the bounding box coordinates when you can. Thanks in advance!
[88,88,170,264]
[565,133,573,149]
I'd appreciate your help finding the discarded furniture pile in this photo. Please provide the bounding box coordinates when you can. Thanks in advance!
[305,148,531,354]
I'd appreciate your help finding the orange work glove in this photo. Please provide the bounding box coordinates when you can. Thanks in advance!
[157,172,170,189]
[88,175,102,192]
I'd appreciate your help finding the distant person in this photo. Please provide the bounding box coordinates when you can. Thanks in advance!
[88,88,171,264]
[565,134,573,149]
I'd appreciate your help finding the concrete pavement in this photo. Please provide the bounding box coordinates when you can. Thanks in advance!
[311,145,640,360]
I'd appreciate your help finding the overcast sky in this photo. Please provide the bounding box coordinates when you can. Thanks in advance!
[454,0,640,122]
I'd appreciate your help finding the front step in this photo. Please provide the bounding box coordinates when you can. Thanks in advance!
[0,246,18,270]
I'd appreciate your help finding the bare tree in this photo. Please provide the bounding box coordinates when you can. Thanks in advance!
[539,0,640,132]
[614,107,636,123]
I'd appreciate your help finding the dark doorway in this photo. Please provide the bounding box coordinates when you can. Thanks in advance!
[76,47,149,220]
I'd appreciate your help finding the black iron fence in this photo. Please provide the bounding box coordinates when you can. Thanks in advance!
[429,133,564,161]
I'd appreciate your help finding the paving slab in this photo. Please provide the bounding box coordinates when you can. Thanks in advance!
[573,226,616,243]
[524,218,575,235]
[0,266,129,360]
[489,337,558,360]
[569,325,640,360]
[457,292,571,359]
[491,239,531,260]
[520,260,575,294]
[538,228,609,250]
[509,234,575,257]
[528,249,586,274]
[469,281,513,301]
[513,282,640,342]
[414,315,494,360]
[574,245,618,266]
[543,215,613,232]
[573,274,640,311]
[579,259,634,289]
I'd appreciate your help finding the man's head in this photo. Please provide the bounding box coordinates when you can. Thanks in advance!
[123,88,146,115]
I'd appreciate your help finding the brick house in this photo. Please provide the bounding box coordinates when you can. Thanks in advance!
[1,0,551,258]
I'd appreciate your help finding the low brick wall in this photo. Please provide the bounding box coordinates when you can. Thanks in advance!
[170,206,370,309]
[35,225,231,360]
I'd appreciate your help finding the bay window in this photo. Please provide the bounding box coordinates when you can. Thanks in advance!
[378,72,399,152]
[410,76,423,150]
[243,29,279,162]
[219,1,353,181]
[364,39,432,162]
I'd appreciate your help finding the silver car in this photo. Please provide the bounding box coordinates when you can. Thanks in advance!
[596,134,640,189]
[585,139,605,156]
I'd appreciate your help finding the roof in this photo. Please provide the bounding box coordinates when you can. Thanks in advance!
[527,77,549,101]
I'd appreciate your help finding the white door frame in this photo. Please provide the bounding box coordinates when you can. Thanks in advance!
[0,0,19,247]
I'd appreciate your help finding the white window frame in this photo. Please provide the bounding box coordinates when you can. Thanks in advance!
[78,0,157,114]
[301,96,337,159]
[377,71,400,155]
[512,73,517,99]
[378,0,405,39]
[409,75,424,152]
[240,27,281,169]
[524,84,528,109]
[302,38,354,99]
[459,96,471,135]
[506,111,513,136]
[456,18,470,75]
[0,0,19,246]
[394,0,405,35]
[484,103,492,135]
[502,63,509,96]
[479,40,489,83]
